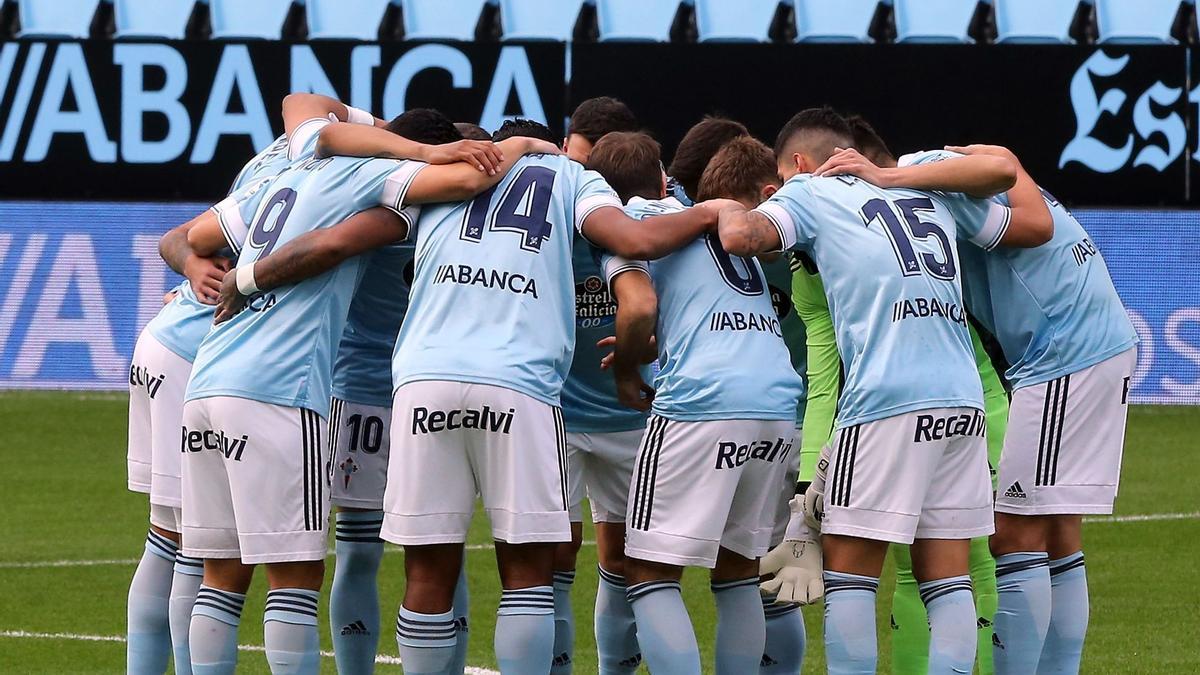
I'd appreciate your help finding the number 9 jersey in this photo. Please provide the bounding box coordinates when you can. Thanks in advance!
[754,174,1010,429]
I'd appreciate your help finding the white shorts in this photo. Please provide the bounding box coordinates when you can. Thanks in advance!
[381,380,571,545]
[770,428,803,547]
[822,407,994,544]
[625,416,797,568]
[149,503,183,533]
[181,396,329,564]
[127,329,192,510]
[328,398,392,510]
[995,348,1136,516]
[566,429,643,523]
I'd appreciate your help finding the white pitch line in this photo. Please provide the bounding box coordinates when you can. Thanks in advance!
[1083,510,1200,524]
[0,629,500,674]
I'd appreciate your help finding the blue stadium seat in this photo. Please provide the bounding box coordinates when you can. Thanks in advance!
[114,0,195,39]
[793,0,879,43]
[308,0,389,40]
[694,0,781,42]
[995,0,1080,44]
[894,0,977,43]
[596,0,682,42]
[1096,0,1183,44]
[209,0,293,39]
[499,0,585,41]
[402,0,489,40]
[17,0,100,37]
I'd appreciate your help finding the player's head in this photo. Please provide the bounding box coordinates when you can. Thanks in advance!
[586,131,666,203]
[454,122,492,141]
[385,108,463,145]
[846,114,897,168]
[493,118,558,144]
[668,116,750,202]
[773,106,853,181]
[565,97,639,163]
[697,136,781,209]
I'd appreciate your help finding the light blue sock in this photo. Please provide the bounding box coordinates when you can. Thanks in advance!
[761,598,805,674]
[451,566,471,674]
[551,570,576,674]
[263,588,320,674]
[169,553,204,675]
[711,577,766,675]
[128,530,176,674]
[627,580,700,675]
[823,571,880,675]
[595,567,641,674]
[993,552,1051,675]
[396,606,457,674]
[919,575,977,674]
[1038,552,1088,675]
[189,586,245,675]
[330,511,384,674]
[496,586,556,674]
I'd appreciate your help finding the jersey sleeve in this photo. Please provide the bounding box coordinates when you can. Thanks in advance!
[600,251,650,285]
[792,267,840,482]
[752,177,817,251]
[286,117,331,161]
[209,177,273,255]
[356,158,428,216]
[573,168,623,235]
[899,149,1014,250]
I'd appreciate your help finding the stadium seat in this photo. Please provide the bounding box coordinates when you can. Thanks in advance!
[694,0,781,42]
[209,0,293,39]
[401,0,489,40]
[1096,0,1183,44]
[596,0,682,42]
[499,0,585,41]
[17,0,100,37]
[114,0,195,39]
[308,0,389,40]
[995,0,1080,43]
[893,0,977,43]
[793,0,879,43]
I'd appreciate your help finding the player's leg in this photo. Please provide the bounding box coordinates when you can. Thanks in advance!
[263,560,327,675]
[1039,516,1086,675]
[969,535,999,675]
[170,531,205,675]
[711,549,767,675]
[760,432,805,675]
[910,539,976,674]
[972,324,1009,675]
[193,558,255,675]
[889,543,929,675]
[821,534,889,675]
[551,434,588,675]
[623,557,694,675]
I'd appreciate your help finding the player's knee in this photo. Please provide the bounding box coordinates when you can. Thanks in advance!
[497,541,557,589]
[266,559,325,591]
[203,558,255,594]
[594,523,626,574]
[990,514,1047,556]
[711,547,758,583]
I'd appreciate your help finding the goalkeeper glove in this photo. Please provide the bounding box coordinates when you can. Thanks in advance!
[802,443,831,530]
[759,498,824,605]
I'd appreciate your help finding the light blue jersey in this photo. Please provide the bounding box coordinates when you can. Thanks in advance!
[186,154,425,418]
[755,174,1009,428]
[392,154,622,406]
[605,197,802,422]
[902,150,1138,390]
[330,243,415,407]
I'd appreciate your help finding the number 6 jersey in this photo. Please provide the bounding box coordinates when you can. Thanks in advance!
[391,154,622,406]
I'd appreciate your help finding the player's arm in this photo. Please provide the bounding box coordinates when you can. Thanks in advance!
[816,147,1017,198]
[946,144,1054,247]
[404,137,560,204]
[796,295,840,486]
[717,205,784,258]
[582,200,735,261]
[159,212,232,304]
[315,121,506,174]
[214,207,410,323]
[608,265,658,411]
[281,93,379,136]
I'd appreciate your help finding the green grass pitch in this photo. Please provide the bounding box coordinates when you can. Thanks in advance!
[0,391,1197,673]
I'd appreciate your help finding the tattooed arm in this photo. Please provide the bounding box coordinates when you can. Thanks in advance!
[718,205,784,257]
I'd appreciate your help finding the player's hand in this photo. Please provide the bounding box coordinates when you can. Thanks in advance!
[614,368,655,412]
[814,147,891,186]
[184,254,232,305]
[162,290,178,306]
[945,144,1018,162]
[522,138,563,157]
[804,444,831,529]
[759,519,824,605]
[694,198,743,214]
[597,335,657,369]
[423,140,505,175]
[214,269,248,325]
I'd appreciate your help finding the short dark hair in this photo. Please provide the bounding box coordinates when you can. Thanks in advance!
[492,118,557,144]
[384,108,462,145]
[846,115,894,164]
[773,106,853,165]
[568,97,639,144]
[697,136,779,204]
[454,122,491,141]
[667,116,750,202]
[587,132,663,203]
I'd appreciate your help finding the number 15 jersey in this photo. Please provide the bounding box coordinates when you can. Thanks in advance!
[391,154,622,406]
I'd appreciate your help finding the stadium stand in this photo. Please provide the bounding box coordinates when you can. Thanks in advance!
[893,0,979,43]
[499,0,586,41]
[401,0,490,41]
[1096,0,1185,44]
[994,0,1081,44]
[694,0,780,42]
[113,0,194,39]
[307,0,390,40]
[596,0,682,42]
[208,0,293,39]
[793,0,879,43]
[16,0,99,37]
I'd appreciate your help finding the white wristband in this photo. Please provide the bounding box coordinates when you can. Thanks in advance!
[344,106,374,126]
[235,264,259,296]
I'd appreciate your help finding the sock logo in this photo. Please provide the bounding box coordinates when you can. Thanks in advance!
[978,616,993,629]
[1004,481,1028,499]
[993,633,1005,649]
[761,654,779,667]
[552,652,572,667]
[618,654,642,668]
[340,620,370,636]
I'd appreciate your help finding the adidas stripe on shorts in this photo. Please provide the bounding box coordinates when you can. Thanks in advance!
[381,380,571,545]
[180,396,329,564]
[565,429,644,523]
[625,416,797,568]
[995,347,1136,516]
[127,328,192,527]
[328,398,392,510]
[822,407,994,544]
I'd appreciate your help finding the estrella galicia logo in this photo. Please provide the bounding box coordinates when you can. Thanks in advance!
[575,274,616,329]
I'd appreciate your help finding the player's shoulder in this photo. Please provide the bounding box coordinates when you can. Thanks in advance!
[897,148,962,167]
[623,196,686,220]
